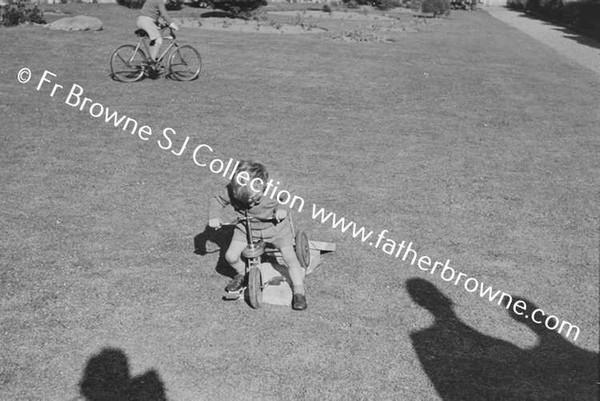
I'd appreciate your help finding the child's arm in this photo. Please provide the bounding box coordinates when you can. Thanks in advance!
[256,188,291,222]
[208,191,230,229]
[274,206,288,222]
[266,170,302,222]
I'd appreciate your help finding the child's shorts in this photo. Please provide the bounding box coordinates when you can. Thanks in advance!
[233,218,294,249]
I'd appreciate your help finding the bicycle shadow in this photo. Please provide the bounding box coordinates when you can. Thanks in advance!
[108,70,174,83]
[406,278,599,400]
[78,347,167,401]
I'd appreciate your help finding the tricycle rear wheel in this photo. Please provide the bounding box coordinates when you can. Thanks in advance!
[295,230,311,268]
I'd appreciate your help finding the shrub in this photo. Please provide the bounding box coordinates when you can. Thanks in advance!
[165,0,184,10]
[1,0,46,27]
[421,0,450,15]
[532,0,563,18]
[561,0,600,39]
[208,0,267,18]
[506,0,526,10]
[374,0,403,9]
[341,0,368,7]
[116,0,146,9]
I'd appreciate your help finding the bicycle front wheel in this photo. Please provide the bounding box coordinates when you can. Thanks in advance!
[110,44,147,83]
[168,45,202,81]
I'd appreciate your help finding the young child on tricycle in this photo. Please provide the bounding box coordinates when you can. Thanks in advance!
[208,160,307,311]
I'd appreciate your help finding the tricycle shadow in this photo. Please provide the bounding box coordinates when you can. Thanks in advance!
[193,224,336,279]
[193,224,237,279]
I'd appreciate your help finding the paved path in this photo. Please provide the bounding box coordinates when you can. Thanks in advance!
[484,6,600,77]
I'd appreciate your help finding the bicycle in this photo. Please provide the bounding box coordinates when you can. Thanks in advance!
[109,24,202,82]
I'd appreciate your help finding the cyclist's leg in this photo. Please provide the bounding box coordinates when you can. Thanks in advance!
[136,16,162,62]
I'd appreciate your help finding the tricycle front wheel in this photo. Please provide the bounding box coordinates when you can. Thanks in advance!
[247,266,263,309]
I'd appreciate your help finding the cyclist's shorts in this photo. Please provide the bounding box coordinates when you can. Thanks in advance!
[136,16,160,41]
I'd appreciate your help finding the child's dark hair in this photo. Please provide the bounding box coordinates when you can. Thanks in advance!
[230,160,269,207]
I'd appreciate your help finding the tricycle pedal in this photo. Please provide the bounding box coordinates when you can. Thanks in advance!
[223,288,244,300]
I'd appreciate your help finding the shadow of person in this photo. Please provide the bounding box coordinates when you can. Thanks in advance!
[193,224,237,278]
[407,278,600,400]
[79,348,167,401]
[407,278,535,400]
[505,297,599,400]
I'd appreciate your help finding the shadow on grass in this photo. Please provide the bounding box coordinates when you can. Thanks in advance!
[550,26,600,50]
[194,224,237,278]
[200,10,235,18]
[513,9,600,50]
[78,348,167,401]
[406,278,599,401]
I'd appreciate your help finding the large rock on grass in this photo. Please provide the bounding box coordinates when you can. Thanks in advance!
[46,16,103,31]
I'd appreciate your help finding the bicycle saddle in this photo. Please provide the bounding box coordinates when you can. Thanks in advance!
[135,29,148,37]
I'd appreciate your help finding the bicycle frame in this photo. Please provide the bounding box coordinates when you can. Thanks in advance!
[110,25,201,82]
[135,27,180,66]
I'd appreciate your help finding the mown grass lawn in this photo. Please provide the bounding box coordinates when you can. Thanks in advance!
[0,3,598,400]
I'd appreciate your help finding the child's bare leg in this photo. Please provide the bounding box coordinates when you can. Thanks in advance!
[224,240,247,292]
[280,246,305,294]
[225,240,247,275]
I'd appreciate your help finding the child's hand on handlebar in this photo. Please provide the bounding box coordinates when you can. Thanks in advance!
[274,208,288,222]
[169,22,179,31]
[209,218,222,230]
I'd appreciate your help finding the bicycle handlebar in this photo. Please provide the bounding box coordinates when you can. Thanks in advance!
[158,24,176,39]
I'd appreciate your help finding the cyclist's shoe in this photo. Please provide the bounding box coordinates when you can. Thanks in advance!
[147,62,160,79]
[146,59,157,70]
[225,273,245,293]
[292,293,307,311]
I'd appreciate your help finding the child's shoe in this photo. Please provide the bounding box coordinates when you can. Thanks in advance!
[292,293,307,311]
[225,273,245,292]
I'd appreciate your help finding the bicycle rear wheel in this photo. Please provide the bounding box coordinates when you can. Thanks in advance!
[110,44,146,82]
[168,45,202,81]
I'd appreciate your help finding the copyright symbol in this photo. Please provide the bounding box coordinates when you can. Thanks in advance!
[17,68,32,84]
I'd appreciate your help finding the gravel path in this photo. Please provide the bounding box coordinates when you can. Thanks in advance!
[484,6,600,77]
